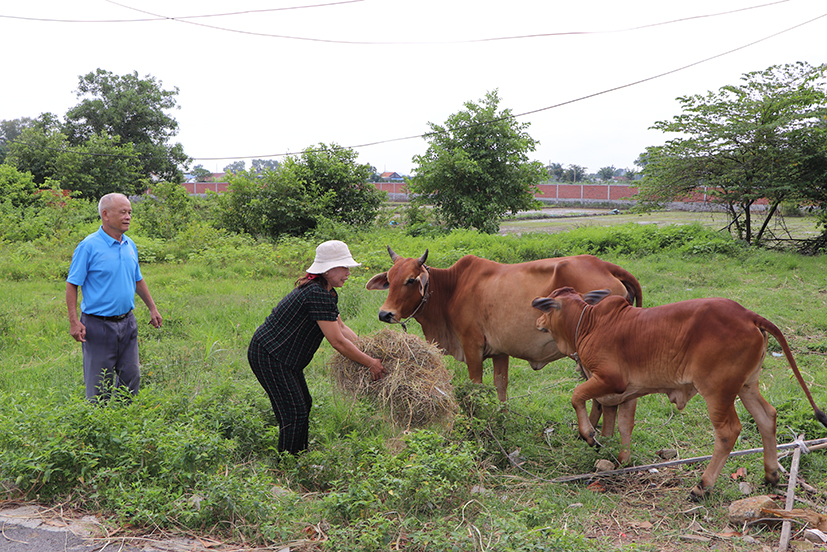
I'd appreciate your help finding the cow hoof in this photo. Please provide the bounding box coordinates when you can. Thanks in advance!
[581,430,600,448]
[765,470,780,487]
[689,484,708,501]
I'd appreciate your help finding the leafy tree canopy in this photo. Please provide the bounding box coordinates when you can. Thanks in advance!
[213,143,383,239]
[63,69,190,183]
[638,62,827,247]
[561,164,588,183]
[0,117,34,164]
[597,166,616,181]
[251,158,280,173]
[191,164,213,182]
[281,143,382,227]
[223,160,246,174]
[409,89,544,233]
[5,113,146,198]
[0,164,58,208]
[4,114,64,186]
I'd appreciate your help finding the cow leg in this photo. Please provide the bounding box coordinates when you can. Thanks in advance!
[571,378,616,447]
[691,399,741,500]
[466,355,484,385]
[739,384,780,486]
[603,404,617,437]
[492,354,509,403]
[589,401,613,437]
[616,399,637,464]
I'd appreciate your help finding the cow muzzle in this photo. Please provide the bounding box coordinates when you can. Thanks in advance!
[378,310,397,324]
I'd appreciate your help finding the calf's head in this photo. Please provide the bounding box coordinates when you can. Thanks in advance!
[532,287,611,355]
[365,246,429,324]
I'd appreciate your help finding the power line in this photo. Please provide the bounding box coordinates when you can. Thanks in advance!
[5,9,824,164]
[2,0,792,45]
[0,1,365,23]
[191,11,827,161]
[106,0,794,45]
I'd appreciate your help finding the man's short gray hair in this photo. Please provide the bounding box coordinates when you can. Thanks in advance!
[98,193,129,218]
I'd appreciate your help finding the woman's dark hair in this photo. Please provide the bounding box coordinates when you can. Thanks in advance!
[295,273,328,289]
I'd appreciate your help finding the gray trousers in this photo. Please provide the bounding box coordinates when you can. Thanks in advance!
[81,312,140,401]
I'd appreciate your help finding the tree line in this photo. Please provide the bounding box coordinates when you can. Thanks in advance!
[1,62,826,249]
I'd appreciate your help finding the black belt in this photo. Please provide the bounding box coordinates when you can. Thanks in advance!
[84,311,132,322]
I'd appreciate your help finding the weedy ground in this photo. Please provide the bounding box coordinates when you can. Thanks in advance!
[1,212,825,551]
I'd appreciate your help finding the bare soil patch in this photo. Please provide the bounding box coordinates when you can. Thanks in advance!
[499,207,821,241]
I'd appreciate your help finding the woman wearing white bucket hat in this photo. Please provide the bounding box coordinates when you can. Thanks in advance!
[247,240,387,455]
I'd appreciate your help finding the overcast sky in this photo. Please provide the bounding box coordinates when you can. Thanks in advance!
[2,1,825,176]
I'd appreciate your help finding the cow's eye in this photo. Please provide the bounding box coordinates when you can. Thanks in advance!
[405,278,416,285]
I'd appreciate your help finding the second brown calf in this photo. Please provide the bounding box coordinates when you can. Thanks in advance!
[532,287,827,499]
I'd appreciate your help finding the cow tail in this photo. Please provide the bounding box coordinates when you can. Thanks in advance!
[610,264,643,307]
[761,317,827,429]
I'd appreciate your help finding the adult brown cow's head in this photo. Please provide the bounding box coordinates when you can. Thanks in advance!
[366,246,429,325]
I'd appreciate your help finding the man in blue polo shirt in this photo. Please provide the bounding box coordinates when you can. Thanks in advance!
[66,193,163,402]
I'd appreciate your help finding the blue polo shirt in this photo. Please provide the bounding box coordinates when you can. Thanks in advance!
[67,226,143,317]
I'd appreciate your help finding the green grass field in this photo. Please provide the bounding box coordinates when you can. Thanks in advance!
[1,217,826,552]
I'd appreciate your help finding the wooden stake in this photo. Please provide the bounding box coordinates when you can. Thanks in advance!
[778,435,803,552]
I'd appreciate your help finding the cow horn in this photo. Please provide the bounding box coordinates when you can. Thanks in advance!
[387,245,399,262]
[418,249,429,266]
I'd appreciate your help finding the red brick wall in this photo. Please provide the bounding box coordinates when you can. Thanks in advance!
[534,183,637,201]
[182,181,768,206]
[182,182,230,194]
[373,181,407,195]
[183,181,636,200]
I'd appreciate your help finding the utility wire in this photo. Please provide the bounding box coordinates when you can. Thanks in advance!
[192,10,827,161]
[5,10,825,163]
[0,0,364,23]
[105,0,792,45]
[1,0,792,45]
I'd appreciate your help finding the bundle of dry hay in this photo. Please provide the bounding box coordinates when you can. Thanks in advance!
[328,328,458,428]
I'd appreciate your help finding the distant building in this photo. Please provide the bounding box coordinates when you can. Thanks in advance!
[379,171,404,181]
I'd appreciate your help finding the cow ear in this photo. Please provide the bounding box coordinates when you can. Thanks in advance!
[365,272,390,290]
[532,297,560,313]
[584,289,611,305]
[417,268,429,295]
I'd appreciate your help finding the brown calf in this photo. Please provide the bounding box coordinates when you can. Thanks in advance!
[532,287,827,499]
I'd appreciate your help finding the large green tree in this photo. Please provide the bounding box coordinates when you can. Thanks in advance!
[561,164,587,183]
[251,158,280,173]
[0,117,34,164]
[281,143,382,227]
[597,166,616,181]
[223,160,246,174]
[5,113,146,198]
[63,69,189,183]
[4,114,64,185]
[409,90,544,233]
[54,133,146,198]
[638,62,827,246]
[214,143,383,238]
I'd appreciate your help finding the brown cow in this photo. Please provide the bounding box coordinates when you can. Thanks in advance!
[532,287,827,499]
[365,247,642,402]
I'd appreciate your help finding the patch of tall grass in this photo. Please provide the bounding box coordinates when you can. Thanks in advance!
[1,220,825,550]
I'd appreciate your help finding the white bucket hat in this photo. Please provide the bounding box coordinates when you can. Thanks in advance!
[306,240,361,274]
